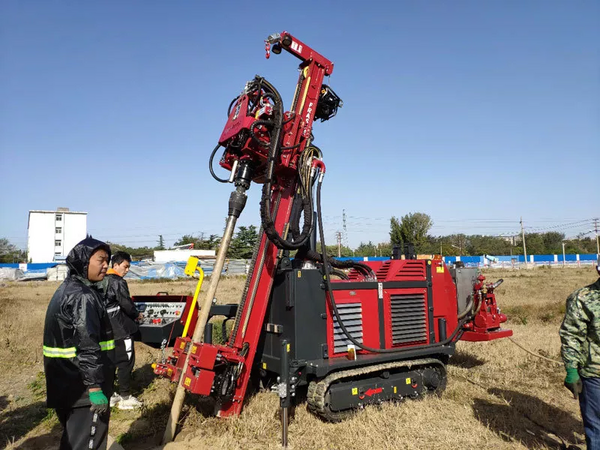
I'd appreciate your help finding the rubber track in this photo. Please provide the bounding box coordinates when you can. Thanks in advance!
[306,357,445,422]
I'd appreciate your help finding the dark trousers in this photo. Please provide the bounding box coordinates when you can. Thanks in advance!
[115,337,135,397]
[56,406,110,450]
[580,376,600,450]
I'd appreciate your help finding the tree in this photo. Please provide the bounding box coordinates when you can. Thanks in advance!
[108,242,155,261]
[228,226,259,259]
[0,238,26,263]
[389,217,403,247]
[390,213,433,253]
[157,235,165,250]
[315,242,354,257]
[355,241,377,257]
[173,234,197,246]
[542,232,565,254]
[198,234,221,250]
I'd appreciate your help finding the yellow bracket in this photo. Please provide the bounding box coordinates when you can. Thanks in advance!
[182,256,204,338]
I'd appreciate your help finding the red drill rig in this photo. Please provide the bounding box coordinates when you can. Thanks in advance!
[158,31,512,446]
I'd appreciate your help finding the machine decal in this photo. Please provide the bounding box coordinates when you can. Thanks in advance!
[290,41,303,53]
[362,387,383,398]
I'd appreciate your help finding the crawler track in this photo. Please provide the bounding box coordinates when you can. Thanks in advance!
[307,357,446,422]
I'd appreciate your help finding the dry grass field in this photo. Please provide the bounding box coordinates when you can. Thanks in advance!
[1,267,598,449]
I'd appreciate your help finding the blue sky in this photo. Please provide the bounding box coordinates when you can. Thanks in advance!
[1,1,598,250]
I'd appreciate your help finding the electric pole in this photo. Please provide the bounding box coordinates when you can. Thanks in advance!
[336,231,342,257]
[342,209,349,249]
[594,218,599,255]
[520,217,527,265]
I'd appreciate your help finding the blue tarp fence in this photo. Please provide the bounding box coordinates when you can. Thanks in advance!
[2,253,597,280]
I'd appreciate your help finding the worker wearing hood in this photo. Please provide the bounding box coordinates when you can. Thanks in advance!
[43,237,115,450]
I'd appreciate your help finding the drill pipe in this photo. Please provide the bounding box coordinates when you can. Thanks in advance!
[162,196,244,443]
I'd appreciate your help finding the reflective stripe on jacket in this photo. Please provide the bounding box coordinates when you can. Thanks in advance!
[43,253,116,409]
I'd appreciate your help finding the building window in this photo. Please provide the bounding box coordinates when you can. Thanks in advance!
[55,252,61,256]
[56,214,62,221]
[55,240,62,246]
[56,227,62,234]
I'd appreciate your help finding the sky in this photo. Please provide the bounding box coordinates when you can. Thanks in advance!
[1,1,599,251]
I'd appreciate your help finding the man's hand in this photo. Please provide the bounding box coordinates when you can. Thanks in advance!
[564,367,583,399]
[89,388,109,415]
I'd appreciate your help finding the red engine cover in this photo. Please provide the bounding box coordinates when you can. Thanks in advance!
[327,259,459,358]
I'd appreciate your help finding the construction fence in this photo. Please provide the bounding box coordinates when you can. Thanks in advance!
[1,254,597,281]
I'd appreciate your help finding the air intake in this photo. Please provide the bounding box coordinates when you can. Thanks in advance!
[333,302,363,353]
[390,293,427,345]
[393,260,426,279]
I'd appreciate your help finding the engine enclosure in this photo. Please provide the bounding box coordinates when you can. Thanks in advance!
[258,259,460,382]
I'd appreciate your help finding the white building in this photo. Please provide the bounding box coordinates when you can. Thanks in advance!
[27,208,87,263]
[153,249,216,263]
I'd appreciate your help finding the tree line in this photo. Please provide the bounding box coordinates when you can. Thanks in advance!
[1,213,596,263]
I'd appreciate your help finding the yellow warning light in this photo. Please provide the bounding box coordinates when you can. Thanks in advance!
[151,363,156,369]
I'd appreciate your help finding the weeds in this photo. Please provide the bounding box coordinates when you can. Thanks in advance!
[1,270,596,449]
[27,371,46,400]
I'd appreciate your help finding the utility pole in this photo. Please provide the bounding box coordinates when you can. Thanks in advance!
[336,231,342,257]
[520,217,527,265]
[562,241,566,267]
[342,209,348,248]
[594,218,599,256]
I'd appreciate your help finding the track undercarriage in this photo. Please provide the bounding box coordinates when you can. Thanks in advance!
[306,358,446,422]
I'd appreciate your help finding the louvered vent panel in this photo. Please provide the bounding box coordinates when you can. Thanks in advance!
[393,261,426,279]
[376,261,391,281]
[390,293,427,345]
[333,303,363,353]
[347,269,362,280]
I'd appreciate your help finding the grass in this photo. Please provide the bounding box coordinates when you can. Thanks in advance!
[0,268,597,449]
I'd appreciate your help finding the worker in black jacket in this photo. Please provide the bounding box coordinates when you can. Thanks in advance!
[104,251,143,410]
[43,237,114,450]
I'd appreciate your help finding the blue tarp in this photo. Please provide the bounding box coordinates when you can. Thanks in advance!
[0,263,58,271]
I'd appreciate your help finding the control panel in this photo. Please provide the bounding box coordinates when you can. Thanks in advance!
[133,294,191,344]
[136,301,185,325]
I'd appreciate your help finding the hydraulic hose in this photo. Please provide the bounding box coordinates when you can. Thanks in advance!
[257,77,313,250]
[456,296,475,320]
[316,179,468,354]
[209,144,229,183]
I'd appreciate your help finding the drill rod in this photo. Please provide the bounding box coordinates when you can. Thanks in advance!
[280,339,290,448]
[162,187,246,444]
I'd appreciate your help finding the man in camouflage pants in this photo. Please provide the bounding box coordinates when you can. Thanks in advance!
[560,255,600,450]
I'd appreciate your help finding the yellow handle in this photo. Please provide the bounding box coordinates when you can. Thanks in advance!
[182,267,204,338]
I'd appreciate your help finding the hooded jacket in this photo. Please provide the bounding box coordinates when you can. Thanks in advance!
[104,269,139,340]
[43,237,115,409]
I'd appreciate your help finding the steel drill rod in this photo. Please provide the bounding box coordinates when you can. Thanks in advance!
[280,339,290,449]
[281,407,289,449]
[162,213,239,444]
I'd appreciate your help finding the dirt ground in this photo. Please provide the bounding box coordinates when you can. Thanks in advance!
[1,267,597,449]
